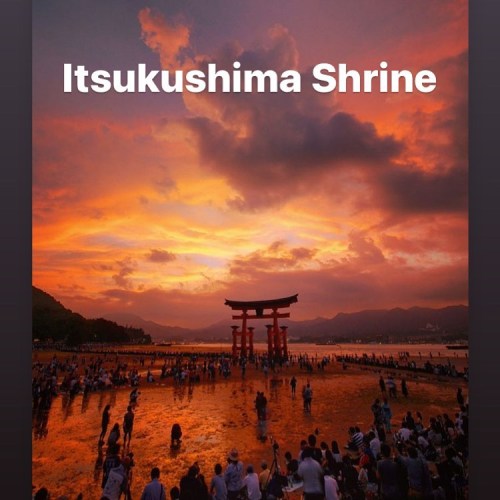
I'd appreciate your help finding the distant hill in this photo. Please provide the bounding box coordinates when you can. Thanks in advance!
[32,287,151,345]
[188,305,468,341]
[103,312,192,341]
[285,305,468,340]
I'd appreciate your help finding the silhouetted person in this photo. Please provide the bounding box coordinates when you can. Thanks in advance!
[171,423,182,449]
[99,404,111,445]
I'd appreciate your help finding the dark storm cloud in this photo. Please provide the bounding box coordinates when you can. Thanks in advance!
[181,26,403,210]
[429,51,468,164]
[356,51,468,218]
[191,110,401,168]
[189,110,402,210]
[374,163,467,214]
[145,21,466,219]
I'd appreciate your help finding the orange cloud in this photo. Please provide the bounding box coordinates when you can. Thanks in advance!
[138,7,191,70]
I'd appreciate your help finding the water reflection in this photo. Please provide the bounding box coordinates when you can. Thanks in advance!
[81,392,91,413]
[97,390,106,412]
[269,377,282,403]
[173,384,187,402]
[64,392,81,420]
[33,408,50,439]
[169,443,182,459]
[200,383,216,396]
[93,446,104,484]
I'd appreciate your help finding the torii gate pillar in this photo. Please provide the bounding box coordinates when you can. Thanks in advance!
[281,325,289,359]
[231,323,255,358]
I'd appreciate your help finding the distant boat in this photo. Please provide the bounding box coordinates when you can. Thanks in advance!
[155,342,173,347]
[445,344,468,350]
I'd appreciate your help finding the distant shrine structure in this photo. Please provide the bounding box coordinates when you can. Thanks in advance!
[224,294,298,359]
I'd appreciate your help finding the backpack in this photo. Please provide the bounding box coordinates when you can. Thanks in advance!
[102,466,126,499]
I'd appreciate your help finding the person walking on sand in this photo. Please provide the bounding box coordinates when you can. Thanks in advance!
[371,398,385,428]
[387,376,397,398]
[107,423,121,447]
[123,405,134,447]
[290,376,297,397]
[129,387,140,404]
[401,378,409,398]
[303,383,313,413]
[379,375,386,395]
[99,404,111,445]
[382,398,393,434]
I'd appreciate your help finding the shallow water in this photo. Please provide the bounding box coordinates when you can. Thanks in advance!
[32,359,464,498]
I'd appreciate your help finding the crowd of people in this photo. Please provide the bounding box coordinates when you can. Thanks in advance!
[33,388,468,500]
[336,354,467,380]
[33,349,468,499]
[32,349,338,412]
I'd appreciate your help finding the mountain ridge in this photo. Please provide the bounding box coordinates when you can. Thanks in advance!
[34,286,467,343]
[32,287,151,344]
[105,303,468,342]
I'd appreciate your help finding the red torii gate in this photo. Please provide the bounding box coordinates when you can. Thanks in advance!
[224,294,298,359]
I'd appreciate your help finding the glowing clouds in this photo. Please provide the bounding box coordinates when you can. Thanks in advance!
[32,3,468,327]
[138,7,191,70]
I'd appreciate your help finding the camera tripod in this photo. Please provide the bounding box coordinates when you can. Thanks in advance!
[263,439,289,499]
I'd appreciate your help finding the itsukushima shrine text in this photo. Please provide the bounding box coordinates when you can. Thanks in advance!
[224,294,298,360]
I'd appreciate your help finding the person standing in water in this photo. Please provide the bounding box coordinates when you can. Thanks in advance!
[401,378,409,398]
[123,405,135,447]
[290,376,297,397]
[99,404,111,445]
[303,383,313,413]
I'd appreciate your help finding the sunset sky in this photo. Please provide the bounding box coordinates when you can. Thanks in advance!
[33,0,468,328]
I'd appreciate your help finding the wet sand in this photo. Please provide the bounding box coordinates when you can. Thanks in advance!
[32,346,467,498]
